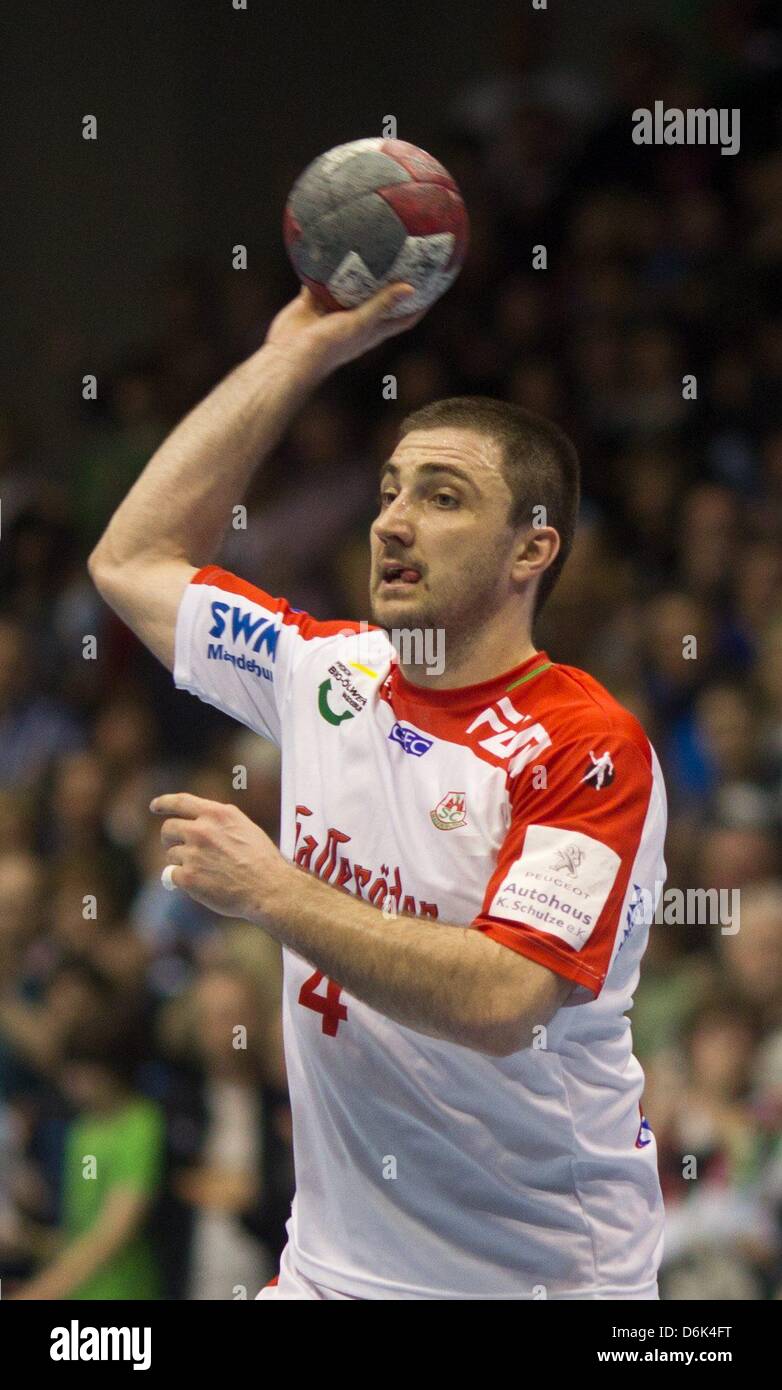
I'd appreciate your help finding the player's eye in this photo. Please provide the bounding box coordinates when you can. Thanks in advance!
[433,492,459,508]
[378,488,397,508]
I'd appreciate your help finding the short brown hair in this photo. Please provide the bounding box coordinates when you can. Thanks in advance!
[399,396,580,616]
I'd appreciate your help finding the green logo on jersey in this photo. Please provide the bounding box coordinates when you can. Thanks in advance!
[318,679,355,726]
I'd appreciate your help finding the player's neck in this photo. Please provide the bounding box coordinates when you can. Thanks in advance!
[398,625,539,692]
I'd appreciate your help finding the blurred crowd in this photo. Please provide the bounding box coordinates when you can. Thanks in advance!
[1,6,781,1298]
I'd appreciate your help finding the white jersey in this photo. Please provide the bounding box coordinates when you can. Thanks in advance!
[175,565,667,1299]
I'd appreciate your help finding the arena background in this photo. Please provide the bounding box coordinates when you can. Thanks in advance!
[1,0,781,1300]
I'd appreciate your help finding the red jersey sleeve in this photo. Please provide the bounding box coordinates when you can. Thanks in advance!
[471,734,655,997]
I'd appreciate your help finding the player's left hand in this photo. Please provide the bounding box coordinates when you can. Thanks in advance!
[150,793,288,923]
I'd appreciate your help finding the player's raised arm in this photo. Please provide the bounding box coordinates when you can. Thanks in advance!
[87,281,422,671]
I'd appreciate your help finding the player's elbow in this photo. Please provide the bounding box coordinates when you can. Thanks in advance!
[472,1019,528,1058]
[87,546,137,607]
[87,550,137,626]
[466,998,531,1057]
[88,529,140,589]
[468,974,569,1056]
[87,545,116,593]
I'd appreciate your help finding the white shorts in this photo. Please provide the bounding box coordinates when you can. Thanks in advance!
[256,1241,660,1301]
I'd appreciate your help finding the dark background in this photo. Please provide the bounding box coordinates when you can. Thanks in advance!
[2,0,749,423]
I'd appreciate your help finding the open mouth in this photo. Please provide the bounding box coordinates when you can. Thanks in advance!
[380,564,422,588]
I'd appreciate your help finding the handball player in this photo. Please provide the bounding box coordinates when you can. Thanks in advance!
[89,281,667,1300]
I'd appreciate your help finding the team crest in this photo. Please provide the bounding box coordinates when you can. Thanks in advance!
[430,792,467,831]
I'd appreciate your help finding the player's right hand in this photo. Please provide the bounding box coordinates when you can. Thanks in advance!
[264,283,427,376]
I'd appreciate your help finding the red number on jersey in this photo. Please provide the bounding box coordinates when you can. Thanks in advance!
[298,970,348,1036]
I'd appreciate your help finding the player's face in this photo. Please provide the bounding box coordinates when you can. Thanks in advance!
[369,427,517,641]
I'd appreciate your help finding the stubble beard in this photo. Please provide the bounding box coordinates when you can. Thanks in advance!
[369,562,504,672]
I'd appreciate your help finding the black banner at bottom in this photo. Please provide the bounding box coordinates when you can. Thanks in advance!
[0,1296,771,1377]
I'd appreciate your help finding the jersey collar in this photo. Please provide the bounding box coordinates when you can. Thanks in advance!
[387,650,553,711]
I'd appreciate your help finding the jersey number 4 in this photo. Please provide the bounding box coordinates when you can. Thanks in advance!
[298,971,348,1036]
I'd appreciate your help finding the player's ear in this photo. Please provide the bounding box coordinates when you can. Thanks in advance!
[511,525,560,587]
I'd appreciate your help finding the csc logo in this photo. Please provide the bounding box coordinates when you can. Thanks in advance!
[388,723,433,757]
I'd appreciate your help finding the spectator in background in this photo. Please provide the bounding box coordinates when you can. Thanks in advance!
[91,690,180,859]
[46,859,149,1000]
[10,1011,164,1300]
[0,409,40,532]
[652,997,778,1300]
[0,852,43,989]
[69,359,167,553]
[0,851,46,1103]
[0,615,83,794]
[695,823,779,895]
[155,964,292,1300]
[0,955,116,1091]
[720,881,782,1036]
[41,749,141,907]
[0,505,79,632]
[0,789,37,856]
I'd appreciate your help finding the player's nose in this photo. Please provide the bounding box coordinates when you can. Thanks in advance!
[372,500,415,547]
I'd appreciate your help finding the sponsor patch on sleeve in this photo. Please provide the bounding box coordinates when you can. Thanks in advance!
[488,824,621,951]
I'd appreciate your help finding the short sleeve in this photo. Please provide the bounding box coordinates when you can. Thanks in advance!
[471,735,657,997]
[173,565,365,747]
[111,1102,165,1197]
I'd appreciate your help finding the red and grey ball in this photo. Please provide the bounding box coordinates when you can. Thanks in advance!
[283,138,469,315]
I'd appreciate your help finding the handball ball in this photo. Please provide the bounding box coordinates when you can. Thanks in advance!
[283,138,469,317]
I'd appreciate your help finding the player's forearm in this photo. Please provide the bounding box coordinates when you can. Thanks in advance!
[89,342,324,570]
[12,1218,135,1300]
[258,865,533,1055]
